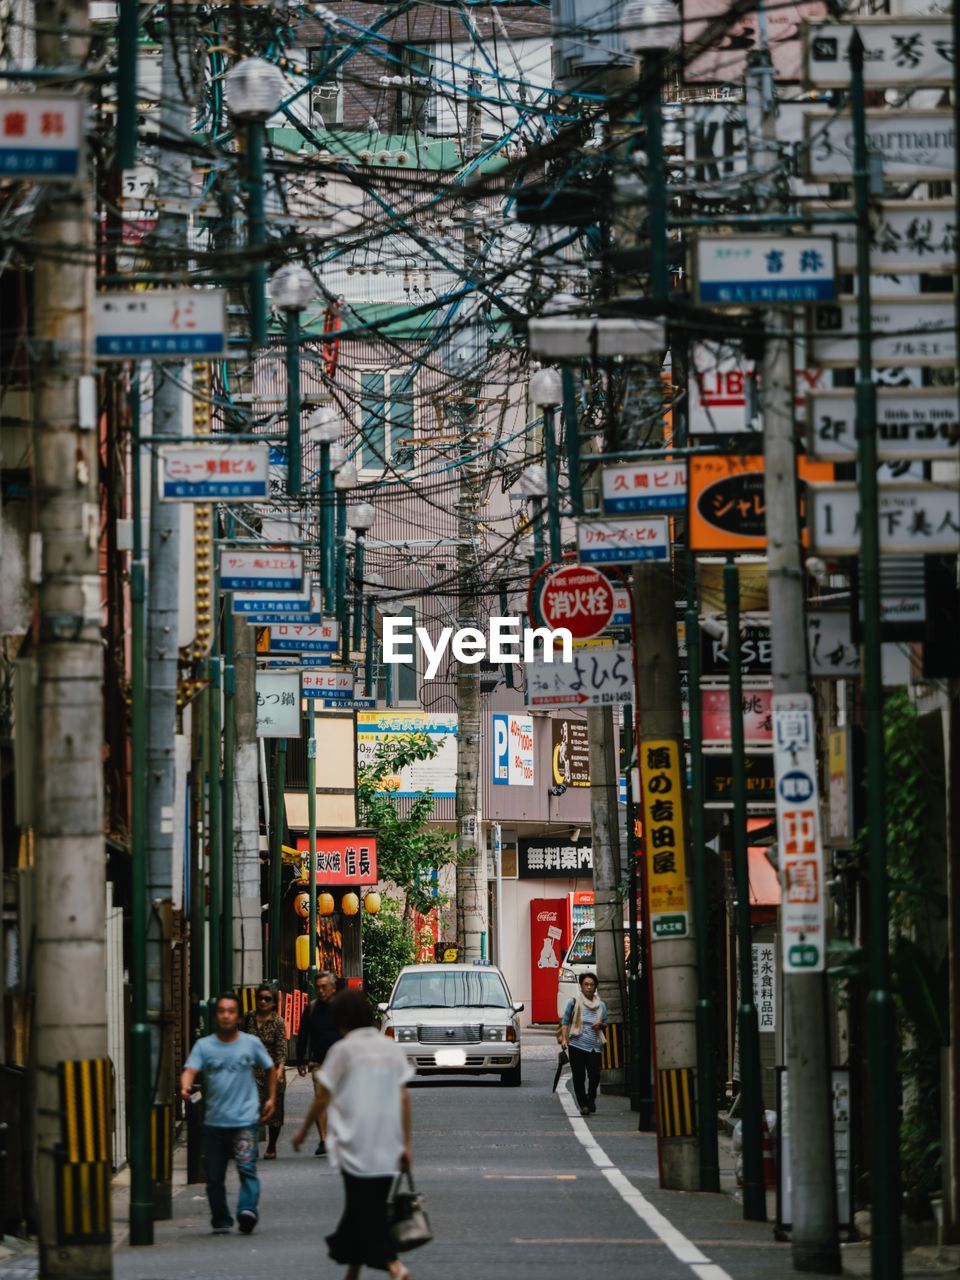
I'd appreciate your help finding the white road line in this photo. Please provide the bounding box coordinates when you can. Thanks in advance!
[557,1080,735,1280]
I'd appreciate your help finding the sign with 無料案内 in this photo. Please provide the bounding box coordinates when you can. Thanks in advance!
[518,836,593,879]
[639,739,689,940]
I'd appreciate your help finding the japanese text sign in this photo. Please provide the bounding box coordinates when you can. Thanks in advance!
[539,565,615,640]
[807,610,859,678]
[601,461,687,514]
[524,646,634,709]
[810,299,956,367]
[577,515,670,565]
[701,688,773,745]
[357,712,458,801]
[773,694,825,972]
[702,751,776,809]
[518,837,593,879]
[233,582,314,615]
[159,443,269,501]
[220,550,304,591]
[295,834,378,886]
[696,235,836,306]
[492,713,535,787]
[302,668,353,699]
[808,388,960,462]
[256,672,301,738]
[689,454,833,551]
[96,289,227,360]
[0,93,82,180]
[804,19,955,88]
[818,201,956,274]
[639,739,689,939]
[808,483,960,555]
[269,622,339,653]
[752,943,777,1032]
[552,718,590,788]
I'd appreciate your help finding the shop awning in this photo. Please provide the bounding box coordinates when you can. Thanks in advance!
[748,847,781,906]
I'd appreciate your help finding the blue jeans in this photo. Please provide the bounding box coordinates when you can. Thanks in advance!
[203,1126,259,1227]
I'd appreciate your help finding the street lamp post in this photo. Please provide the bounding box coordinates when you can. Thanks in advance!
[307,405,344,610]
[349,501,376,655]
[529,366,564,564]
[270,264,318,497]
[519,465,548,571]
[335,461,358,663]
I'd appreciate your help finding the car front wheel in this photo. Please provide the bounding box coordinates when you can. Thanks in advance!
[500,1061,522,1087]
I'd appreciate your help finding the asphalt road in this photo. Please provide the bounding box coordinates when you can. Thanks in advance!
[112,1035,838,1280]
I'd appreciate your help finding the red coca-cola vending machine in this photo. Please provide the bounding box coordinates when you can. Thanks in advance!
[529,898,569,1024]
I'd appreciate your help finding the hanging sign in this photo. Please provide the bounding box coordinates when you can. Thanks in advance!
[0,94,83,179]
[491,713,535,787]
[804,111,956,182]
[804,19,955,88]
[524,646,634,708]
[809,201,956,274]
[552,718,590,788]
[302,668,354,700]
[220,550,304,591]
[610,587,631,627]
[233,581,314,615]
[810,299,956,367]
[256,672,301,738]
[700,621,772,676]
[601,460,687,514]
[294,834,378,886]
[702,751,776,808]
[688,454,833,551]
[695,234,836,306]
[639,739,689,940]
[689,341,826,436]
[808,483,960,555]
[701,688,773,745]
[518,836,593,879]
[807,610,859,677]
[158,443,269,501]
[96,289,228,359]
[539,564,615,639]
[807,388,960,461]
[269,621,340,653]
[577,515,670,565]
[752,943,777,1032]
[774,695,826,971]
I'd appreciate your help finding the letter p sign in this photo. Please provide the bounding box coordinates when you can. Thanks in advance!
[492,713,509,785]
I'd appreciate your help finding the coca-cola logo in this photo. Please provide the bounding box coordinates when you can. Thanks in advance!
[536,911,558,923]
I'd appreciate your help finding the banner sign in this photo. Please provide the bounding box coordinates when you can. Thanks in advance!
[810,299,956,367]
[356,712,457,800]
[295,834,378,886]
[233,582,314,615]
[96,289,228,359]
[220,550,304,591]
[639,739,689,939]
[491,713,535,787]
[774,694,826,972]
[807,388,960,461]
[0,93,83,179]
[552,718,590,788]
[269,622,339,653]
[804,111,956,182]
[808,483,960,555]
[256,672,301,738]
[601,461,687,514]
[701,688,773,744]
[807,610,859,677]
[689,340,826,436]
[752,943,777,1032]
[302,669,353,700]
[703,751,776,808]
[524,646,634,708]
[812,201,956,274]
[577,515,671,564]
[518,836,593,879]
[158,443,268,501]
[804,19,955,88]
[689,454,833,551]
[701,621,772,676]
[695,234,836,305]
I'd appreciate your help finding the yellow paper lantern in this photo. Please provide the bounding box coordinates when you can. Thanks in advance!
[341,892,360,916]
[318,892,335,917]
[363,892,381,916]
[296,934,320,971]
[293,892,310,918]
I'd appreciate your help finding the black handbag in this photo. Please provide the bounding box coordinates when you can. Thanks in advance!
[387,1169,433,1253]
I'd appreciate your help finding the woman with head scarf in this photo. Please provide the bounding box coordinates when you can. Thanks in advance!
[559,972,607,1116]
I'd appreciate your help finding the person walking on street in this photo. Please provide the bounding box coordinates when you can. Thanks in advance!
[295,969,341,1156]
[244,984,287,1159]
[560,972,607,1117]
[180,991,276,1235]
[292,989,414,1280]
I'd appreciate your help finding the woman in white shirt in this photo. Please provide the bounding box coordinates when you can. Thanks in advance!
[293,989,414,1280]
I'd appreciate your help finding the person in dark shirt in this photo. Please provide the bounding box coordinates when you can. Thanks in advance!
[295,971,341,1156]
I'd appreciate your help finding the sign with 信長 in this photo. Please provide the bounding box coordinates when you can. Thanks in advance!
[220,550,304,591]
[808,483,960,555]
[0,94,83,179]
[695,235,836,306]
[577,515,670,565]
[158,443,269,501]
[96,290,228,360]
[256,672,301,738]
[601,461,687,514]
[774,694,825,973]
[639,739,689,939]
[804,19,955,88]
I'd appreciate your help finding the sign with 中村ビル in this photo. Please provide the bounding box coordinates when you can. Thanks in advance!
[158,443,269,501]
[302,668,354,700]
[688,454,834,551]
[808,483,960,555]
[639,739,689,940]
[804,19,955,88]
[577,516,671,565]
[255,672,301,738]
[773,694,826,972]
[0,94,83,180]
[524,646,634,709]
[804,111,955,182]
[809,299,956,367]
[601,461,687,514]
[220,550,304,592]
[808,388,960,462]
[96,289,228,360]
[695,235,836,306]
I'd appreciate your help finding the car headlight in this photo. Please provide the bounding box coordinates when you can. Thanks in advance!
[559,967,576,982]
[482,1026,505,1042]
[395,1027,417,1043]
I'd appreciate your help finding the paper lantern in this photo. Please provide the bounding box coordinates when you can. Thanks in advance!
[293,892,310,918]
[318,892,335,917]
[363,892,381,916]
[341,892,360,916]
[296,934,320,971]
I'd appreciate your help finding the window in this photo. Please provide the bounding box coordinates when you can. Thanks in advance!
[392,42,434,133]
[390,969,510,1010]
[377,607,419,705]
[358,369,417,474]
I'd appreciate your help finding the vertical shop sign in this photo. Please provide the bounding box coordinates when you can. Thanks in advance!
[639,739,689,939]
[752,943,777,1032]
[773,694,825,972]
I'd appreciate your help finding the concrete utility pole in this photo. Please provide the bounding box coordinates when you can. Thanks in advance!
[746,45,840,1270]
[232,612,263,983]
[587,706,626,1088]
[144,14,198,1219]
[31,0,111,1273]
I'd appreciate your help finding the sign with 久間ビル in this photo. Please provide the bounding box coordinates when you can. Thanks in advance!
[491,713,535,787]
[269,622,339,653]
[695,235,836,306]
[294,834,378,885]
[808,388,960,462]
[159,443,269,501]
[804,111,955,182]
[601,461,687,514]
[773,694,825,973]
[810,299,956,367]
[524,646,633,709]
[0,94,83,179]
[256,672,301,738]
[688,454,834,551]
[577,515,670,565]
[96,289,228,360]
[804,19,954,88]
[639,739,688,940]
[808,483,960,555]
[220,550,304,591]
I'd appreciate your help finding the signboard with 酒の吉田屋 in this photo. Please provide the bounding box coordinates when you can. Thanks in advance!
[524,646,634,709]
[96,289,228,360]
[773,694,826,973]
[804,19,955,88]
[255,672,301,738]
[695,235,836,306]
[577,516,670,565]
[601,461,687,514]
[808,484,960,555]
[807,388,960,462]
[639,740,689,940]
[158,443,269,501]
[0,94,83,179]
[219,550,304,592]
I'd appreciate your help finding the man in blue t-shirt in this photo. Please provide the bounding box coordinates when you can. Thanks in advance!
[181,991,277,1235]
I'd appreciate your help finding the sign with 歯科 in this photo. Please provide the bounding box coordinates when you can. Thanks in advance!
[695,235,836,306]
[804,19,954,88]
[0,94,83,179]
[96,289,228,360]
[518,836,593,879]
[808,483,960,555]
[752,943,777,1033]
[810,299,956,367]
[302,668,354,700]
[577,515,670,565]
[812,201,956,274]
[552,718,590,788]
[774,694,825,973]
[804,111,956,182]
[807,388,960,462]
[524,646,634,709]
[220,550,304,592]
[256,672,301,738]
[491,713,535,787]
[269,622,339,653]
[601,461,687,514]
[158,443,269,501]
[702,750,776,809]
[639,739,689,940]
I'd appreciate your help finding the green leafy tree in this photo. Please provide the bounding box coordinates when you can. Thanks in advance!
[361,896,418,1006]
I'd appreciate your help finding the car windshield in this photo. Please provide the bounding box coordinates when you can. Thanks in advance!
[391,970,511,1011]
[567,931,595,964]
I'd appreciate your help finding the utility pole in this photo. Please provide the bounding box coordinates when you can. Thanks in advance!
[587,704,626,1088]
[32,0,111,1273]
[143,14,198,1218]
[747,42,840,1267]
[232,608,262,984]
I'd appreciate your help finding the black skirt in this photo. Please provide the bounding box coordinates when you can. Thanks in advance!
[327,1171,396,1270]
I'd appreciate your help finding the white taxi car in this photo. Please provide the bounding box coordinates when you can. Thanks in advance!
[379,963,524,1086]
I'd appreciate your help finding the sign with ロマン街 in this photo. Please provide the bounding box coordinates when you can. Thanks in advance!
[807,483,960,555]
[695,235,836,306]
[639,739,689,940]
[96,289,228,360]
[773,694,825,973]
[601,461,687,514]
[577,515,671,565]
[491,713,535,787]
[269,622,339,653]
[255,672,301,738]
[158,443,269,501]
[220,550,304,591]
[0,94,82,179]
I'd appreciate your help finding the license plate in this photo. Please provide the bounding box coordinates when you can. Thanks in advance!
[433,1048,467,1067]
